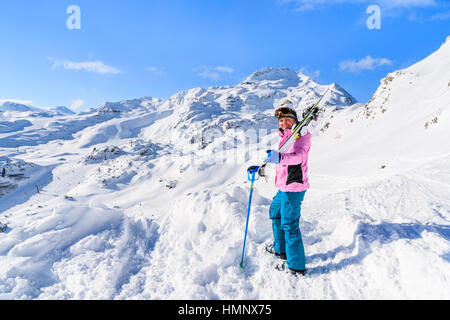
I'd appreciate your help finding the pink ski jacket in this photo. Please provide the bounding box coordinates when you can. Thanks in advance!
[275,128,311,192]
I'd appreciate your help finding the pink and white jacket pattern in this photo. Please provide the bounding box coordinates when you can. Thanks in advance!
[275,128,311,192]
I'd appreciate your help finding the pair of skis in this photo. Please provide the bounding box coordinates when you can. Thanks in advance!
[239,87,332,269]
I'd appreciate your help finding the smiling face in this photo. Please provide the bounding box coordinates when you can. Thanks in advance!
[278,117,296,130]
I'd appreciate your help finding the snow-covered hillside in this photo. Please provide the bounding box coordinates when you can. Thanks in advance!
[311,36,450,180]
[0,40,449,300]
[0,101,75,117]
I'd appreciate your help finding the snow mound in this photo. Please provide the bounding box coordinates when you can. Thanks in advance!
[82,146,126,164]
[0,102,36,113]
[0,156,34,177]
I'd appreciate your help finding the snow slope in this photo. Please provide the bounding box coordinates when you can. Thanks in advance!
[0,98,163,148]
[0,40,449,300]
[311,36,450,181]
[0,101,75,116]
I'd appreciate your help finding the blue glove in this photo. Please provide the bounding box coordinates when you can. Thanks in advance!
[264,150,280,164]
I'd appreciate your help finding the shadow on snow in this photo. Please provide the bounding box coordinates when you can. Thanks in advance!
[307,221,450,276]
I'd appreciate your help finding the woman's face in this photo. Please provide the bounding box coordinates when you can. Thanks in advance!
[278,117,296,130]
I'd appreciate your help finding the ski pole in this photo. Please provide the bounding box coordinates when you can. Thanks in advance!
[240,165,260,269]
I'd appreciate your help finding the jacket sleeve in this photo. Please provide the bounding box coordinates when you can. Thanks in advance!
[279,132,311,166]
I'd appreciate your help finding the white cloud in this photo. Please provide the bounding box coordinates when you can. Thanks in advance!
[279,0,437,11]
[193,66,220,81]
[70,99,85,111]
[193,65,234,81]
[381,0,436,9]
[215,66,234,73]
[339,55,393,72]
[145,66,166,76]
[298,66,321,78]
[49,58,122,74]
[430,10,450,20]
[409,9,450,21]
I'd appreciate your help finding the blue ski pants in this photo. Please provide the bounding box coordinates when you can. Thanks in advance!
[269,190,306,270]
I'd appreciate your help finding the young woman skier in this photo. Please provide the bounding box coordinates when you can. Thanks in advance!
[264,99,311,276]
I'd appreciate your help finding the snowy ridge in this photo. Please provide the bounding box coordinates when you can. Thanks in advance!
[444,35,450,45]
[140,68,357,151]
[0,101,75,117]
[0,102,37,113]
[243,67,306,87]
[0,41,450,299]
[52,106,75,116]
[85,97,164,115]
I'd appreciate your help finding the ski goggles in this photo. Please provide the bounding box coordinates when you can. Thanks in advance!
[275,107,297,120]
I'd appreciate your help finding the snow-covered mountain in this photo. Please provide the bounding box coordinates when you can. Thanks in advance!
[0,101,37,113]
[0,39,449,300]
[0,101,76,116]
[0,98,154,148]
[140,68,356,152]
[51,106,76,116]
[311,35,450,180]
[83,96,164,115]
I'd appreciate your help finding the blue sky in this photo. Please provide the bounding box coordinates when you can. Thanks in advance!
[0,0,449,111]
